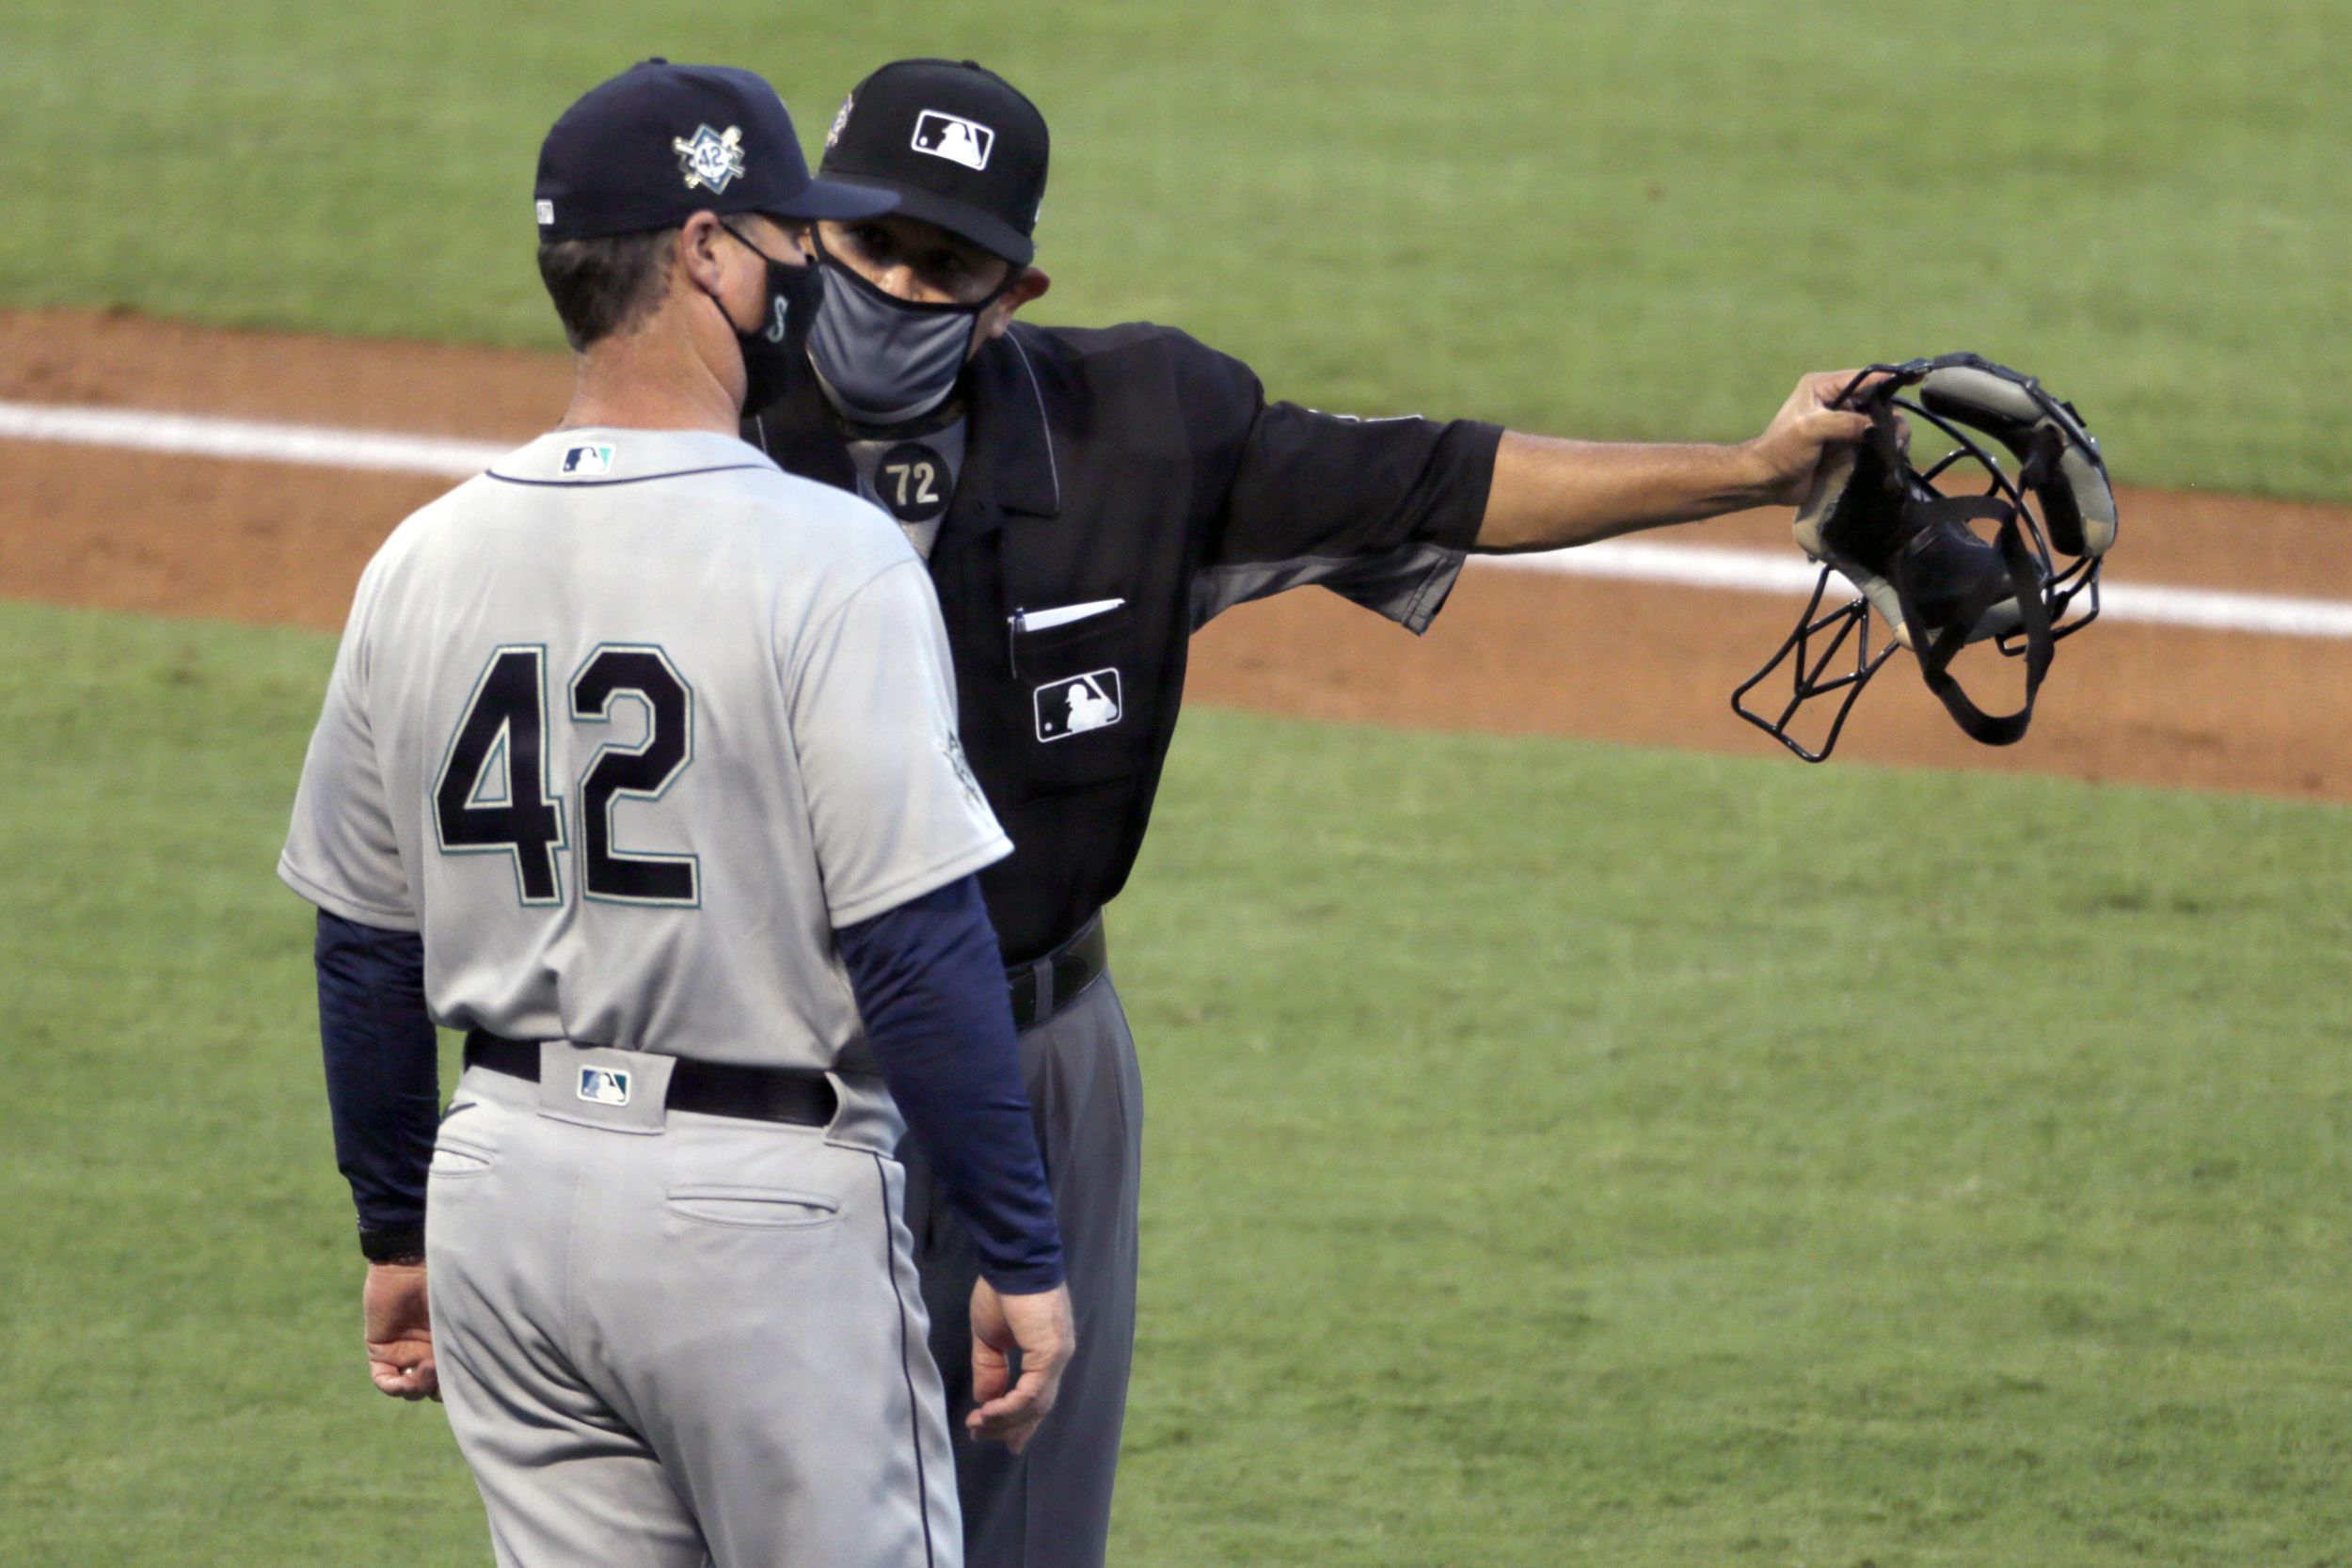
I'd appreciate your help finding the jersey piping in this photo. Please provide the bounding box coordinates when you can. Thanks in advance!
[485,463,777,489]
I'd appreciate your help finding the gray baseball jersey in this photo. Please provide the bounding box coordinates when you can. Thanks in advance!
[279,426,1009,1069]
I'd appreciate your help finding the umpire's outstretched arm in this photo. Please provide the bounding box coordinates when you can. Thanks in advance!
[1474,371,1883,551]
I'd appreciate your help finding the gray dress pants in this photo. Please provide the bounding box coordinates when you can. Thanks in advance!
[901,973,1145,1568]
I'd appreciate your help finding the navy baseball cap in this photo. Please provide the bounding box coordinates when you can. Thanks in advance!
[535,59,898,242]
[816,59,1049,265]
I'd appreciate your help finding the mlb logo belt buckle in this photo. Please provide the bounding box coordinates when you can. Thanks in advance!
[577,1065,632,1106]
[534,1042,676,1133]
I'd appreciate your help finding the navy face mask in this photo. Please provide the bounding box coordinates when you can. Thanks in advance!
[806,232,1016,426]
[717,224,824,415]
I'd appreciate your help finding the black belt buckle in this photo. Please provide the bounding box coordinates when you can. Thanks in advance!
[463,1032,836,1127]
[1006,914,1107,1030]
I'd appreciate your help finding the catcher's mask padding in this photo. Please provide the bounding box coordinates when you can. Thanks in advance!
[1914,363,2116,558]
[1735,353,2115,761]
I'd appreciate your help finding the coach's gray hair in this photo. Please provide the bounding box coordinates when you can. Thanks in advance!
[536,228,679,352]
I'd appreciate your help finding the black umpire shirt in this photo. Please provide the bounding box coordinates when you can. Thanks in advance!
[747,322,1502,963]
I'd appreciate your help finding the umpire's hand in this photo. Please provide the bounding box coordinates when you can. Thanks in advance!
[968,1280,1076,1452]
[1743,371,1886,507]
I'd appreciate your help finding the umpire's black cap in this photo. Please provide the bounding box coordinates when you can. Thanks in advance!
[535,59,897,242]
[816,59,1049,265]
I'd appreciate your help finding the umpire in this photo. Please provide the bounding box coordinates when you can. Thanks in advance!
[745,57,1877,1568]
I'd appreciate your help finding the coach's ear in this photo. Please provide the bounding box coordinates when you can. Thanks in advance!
[980,267,1051,342]
[677,211,733,293]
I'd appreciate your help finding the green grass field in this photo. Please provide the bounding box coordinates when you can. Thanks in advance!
[3,599,2347,1566]
[1,0,2346,498]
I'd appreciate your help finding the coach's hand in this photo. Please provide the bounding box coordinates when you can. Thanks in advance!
[968,1279,1075,1452]
[363,1261,440,1402]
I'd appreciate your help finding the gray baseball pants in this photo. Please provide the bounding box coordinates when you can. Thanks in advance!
[901,972,1145,1568]
[427,1049,961,1568]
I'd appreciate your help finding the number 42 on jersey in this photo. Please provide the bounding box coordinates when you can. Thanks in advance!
[435,644,699,909]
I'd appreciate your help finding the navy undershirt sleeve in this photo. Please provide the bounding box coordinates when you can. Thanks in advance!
[313,911,439,1237]
[838,874,1066,1292]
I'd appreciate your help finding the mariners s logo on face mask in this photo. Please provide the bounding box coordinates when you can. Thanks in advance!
[716,225,823,414]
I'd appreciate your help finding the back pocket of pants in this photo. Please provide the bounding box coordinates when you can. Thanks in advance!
[430,1138,497,1179]
[665,1184,842,1230]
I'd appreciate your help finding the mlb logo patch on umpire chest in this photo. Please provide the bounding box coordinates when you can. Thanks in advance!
[578,1066,632,1106]
[1035,669,1122,741]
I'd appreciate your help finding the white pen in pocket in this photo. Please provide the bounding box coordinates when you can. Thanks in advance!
[1008,598,1127,675]
[1009,598,1127,635]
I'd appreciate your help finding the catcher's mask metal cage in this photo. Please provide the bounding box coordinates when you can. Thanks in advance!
[1732,353,2117,762]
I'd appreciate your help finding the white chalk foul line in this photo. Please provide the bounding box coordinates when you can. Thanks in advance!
[0,400,505,476]
[6,399,2349,641]
[1482,540,2352,641]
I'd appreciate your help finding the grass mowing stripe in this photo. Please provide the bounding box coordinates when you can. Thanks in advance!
[2,596,2347,1564]
[0,602,481,1567]
[0,0,2344,499]
[1114,678,2352,1563]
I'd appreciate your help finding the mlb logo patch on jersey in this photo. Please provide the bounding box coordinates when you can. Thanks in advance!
[1035,669,1121,741]
[912,110,993,170]
[563,443,616,476]
[578,1066,633,1106]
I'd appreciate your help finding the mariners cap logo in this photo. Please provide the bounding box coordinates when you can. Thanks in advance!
[578,1066,632,1106]
[912,110,993,170]
[825,92,853,151]
[673,123,748,192]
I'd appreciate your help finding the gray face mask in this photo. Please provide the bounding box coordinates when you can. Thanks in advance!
[805,238,1012,425]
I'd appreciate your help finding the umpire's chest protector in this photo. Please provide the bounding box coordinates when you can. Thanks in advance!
[929,327,1234,962]
[755,324,1237,960]
[751,319,1494,962]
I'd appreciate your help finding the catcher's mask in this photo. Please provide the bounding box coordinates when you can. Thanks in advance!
[1732,353,2116,762]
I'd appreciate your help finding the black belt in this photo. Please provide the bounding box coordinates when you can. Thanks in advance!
[464,1031,837,1126]
[1007,914,1107,1030]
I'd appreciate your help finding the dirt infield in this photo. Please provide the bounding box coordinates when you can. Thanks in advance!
[5,307,2346,800]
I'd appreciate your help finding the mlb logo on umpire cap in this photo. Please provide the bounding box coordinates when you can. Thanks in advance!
[818,59,1046,264]
[578,1066,633,1106]
[912,110,993,170]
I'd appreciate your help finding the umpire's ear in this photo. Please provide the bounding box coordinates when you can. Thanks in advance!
[979,268,1051,343]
